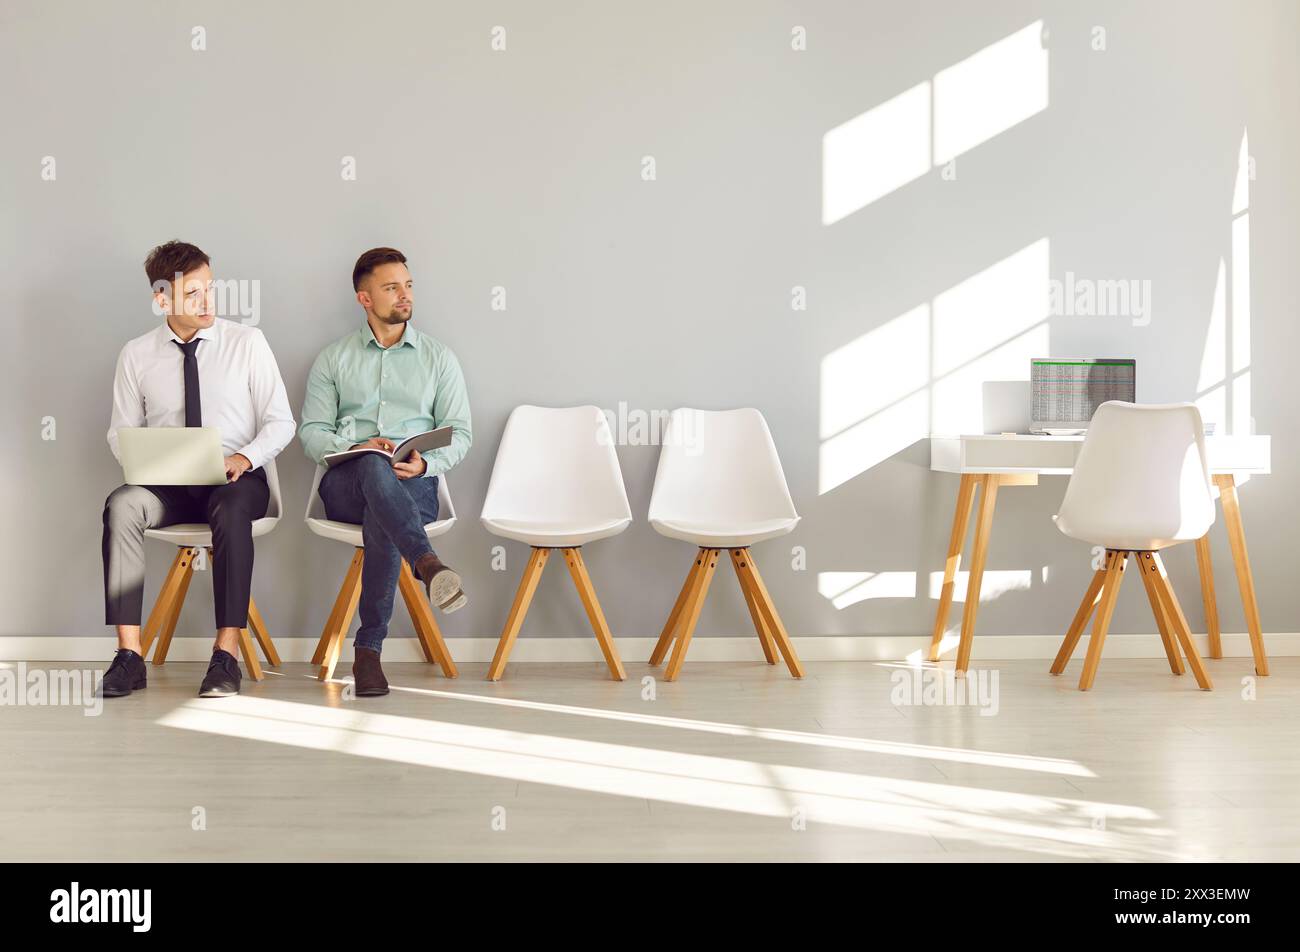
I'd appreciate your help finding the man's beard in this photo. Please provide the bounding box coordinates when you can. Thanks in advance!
[378,307,412,325]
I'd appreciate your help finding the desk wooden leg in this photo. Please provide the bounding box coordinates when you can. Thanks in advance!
[955,475,999,674]
[929,474,978,662]
[1214,474,1268,676]
[1194,535,1221,659]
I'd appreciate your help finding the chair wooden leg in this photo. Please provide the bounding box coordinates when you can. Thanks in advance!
[731,549,776,664]
[1194,535,1221,659]
[401,566,437,663]
[649,549,704,666]
[955,474,999,674]
[732,549,805,679]
[1150,553,1213,690]
[312,549,363,666]
[1134,551,1184,675]
[486,547,549,681]
[318,549,364,681]
[664,548,720,682]
[562,548,626,681]
[1214,474,1267,675]
[1078,550,1127,691]
[140,547,189,660]
[398,559,459,678]
[930,474,978,661]
[1050,561,1108,675]
[246,596,280,667]
[153,547,198,666]
[237,626,265,681]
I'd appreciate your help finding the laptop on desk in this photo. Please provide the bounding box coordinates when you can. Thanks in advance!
[1029,358,1136,435]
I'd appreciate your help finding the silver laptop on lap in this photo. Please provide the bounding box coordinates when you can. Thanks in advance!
[1029,358,1136,435]
[118,427,228,486]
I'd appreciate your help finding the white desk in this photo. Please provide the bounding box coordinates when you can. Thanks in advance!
[928,434,1271,676]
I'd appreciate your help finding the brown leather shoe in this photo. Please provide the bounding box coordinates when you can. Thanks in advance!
[352,646,389,697]
[414,552,468,613]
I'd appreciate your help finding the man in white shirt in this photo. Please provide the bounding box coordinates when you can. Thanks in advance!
[101,241,295,699]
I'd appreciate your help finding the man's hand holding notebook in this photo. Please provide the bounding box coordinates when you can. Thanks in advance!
[323,425,454,471]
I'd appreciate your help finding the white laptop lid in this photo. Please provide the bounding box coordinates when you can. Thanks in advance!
[118,427,228,486]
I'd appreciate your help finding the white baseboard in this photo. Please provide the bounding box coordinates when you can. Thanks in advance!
[1,633,1294,664]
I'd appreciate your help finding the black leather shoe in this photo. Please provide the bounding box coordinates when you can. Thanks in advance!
[100,648,147,698]
[352,646,390,697]
[198,648,242,698]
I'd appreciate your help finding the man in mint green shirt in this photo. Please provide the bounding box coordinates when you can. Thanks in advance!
[299,247,472,696]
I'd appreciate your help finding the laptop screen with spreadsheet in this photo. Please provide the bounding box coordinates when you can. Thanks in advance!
[1030,358,1136,432]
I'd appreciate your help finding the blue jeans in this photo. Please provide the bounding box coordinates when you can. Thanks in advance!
[319,454,439,654]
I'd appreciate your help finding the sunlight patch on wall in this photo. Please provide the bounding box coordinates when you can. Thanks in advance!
[1196,129,1252,436]
[818,239,1050,493]
[933,21,1049,165]
[928,569,1033,602]
[822,20,1048,224]
[822,82,930,225]
[818,571,918,608]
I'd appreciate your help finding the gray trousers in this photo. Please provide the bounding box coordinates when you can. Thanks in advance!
[102,469,269,629]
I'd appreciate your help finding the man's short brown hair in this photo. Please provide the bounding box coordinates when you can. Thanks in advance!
[144,240,210,289]
[353,247,408,292]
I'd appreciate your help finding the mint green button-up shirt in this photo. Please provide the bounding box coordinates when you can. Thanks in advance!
[298,323,472,477]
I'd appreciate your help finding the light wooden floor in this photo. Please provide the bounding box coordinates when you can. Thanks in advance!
[1,658,1295,862]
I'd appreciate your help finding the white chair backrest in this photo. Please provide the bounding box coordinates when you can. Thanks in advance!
[305,464,327,522]
[648,408,798,526]
[480,405,631,525]
[263,457,282,521]
[1056,401,1214,545]
[303,462,456,524]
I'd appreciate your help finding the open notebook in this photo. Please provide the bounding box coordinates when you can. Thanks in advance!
[323,425,453,469]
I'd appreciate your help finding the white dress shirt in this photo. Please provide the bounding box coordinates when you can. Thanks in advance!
[107,318,296,471]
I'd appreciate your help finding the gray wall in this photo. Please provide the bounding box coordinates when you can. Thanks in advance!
[3,0,1297,645]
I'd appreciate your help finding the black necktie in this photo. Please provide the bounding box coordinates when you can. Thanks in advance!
[174,339,202,427]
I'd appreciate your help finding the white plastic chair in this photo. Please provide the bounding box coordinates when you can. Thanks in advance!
[646,408,804,681]
[139,459,283,680]
[480,405,631,681]
[1050,402,1214,691]
[304,463,459,681]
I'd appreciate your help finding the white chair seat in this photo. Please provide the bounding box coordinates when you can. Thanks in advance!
[145,517,278,547]
[143,459,283,547]
[482,515,631,548]
[1053,513,1187,552]
[650,515,799,548]
[303,464,457,547]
